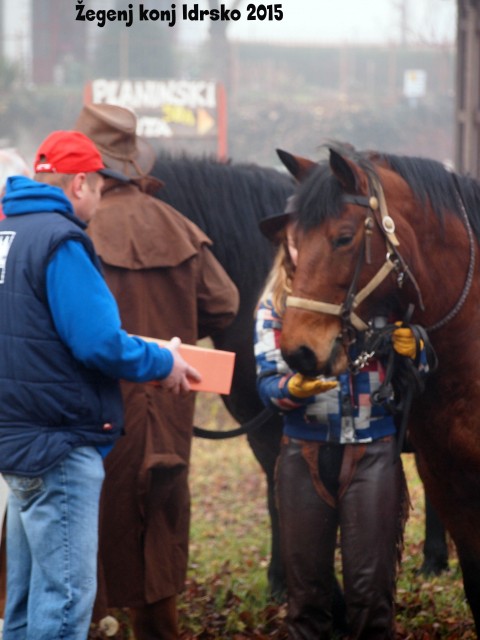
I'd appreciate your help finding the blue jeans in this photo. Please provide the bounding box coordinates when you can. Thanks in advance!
[2,446,105,640]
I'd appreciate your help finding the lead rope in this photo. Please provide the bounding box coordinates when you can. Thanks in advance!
[193,406,277,439]
[365,314,438,459]
[426,181,476,332]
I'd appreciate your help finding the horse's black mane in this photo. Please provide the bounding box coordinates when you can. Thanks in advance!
[295,142,480,241]
[151,152,294,287]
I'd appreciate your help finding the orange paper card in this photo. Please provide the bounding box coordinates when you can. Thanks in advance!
[135,336,236,395]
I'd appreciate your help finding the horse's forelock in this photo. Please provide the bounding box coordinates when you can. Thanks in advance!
[294,142,385,231]
[296,162,345,230]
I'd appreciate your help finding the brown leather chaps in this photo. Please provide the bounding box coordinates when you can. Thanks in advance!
[276,436,408,640]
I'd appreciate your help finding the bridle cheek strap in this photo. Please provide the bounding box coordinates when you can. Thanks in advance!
[286,258,397,331]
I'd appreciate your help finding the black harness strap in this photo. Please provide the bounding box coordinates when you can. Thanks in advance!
[366,317,438,459]
[193,406,277,440]
[341,237,367,348]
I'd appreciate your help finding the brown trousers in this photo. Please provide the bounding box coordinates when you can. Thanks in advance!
[90,596,179,640]
[130,596,179,640]
[276,437,408,640]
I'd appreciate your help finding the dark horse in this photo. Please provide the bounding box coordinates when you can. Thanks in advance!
[277,143,480,631]
[152,153,293,596]
[151,151,449,599]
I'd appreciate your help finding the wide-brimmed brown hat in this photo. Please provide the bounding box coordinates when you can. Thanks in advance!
[75,103,156,179]
[258,194,298,242]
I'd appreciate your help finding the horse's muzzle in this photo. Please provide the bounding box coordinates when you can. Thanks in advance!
[282,337,346,378]
[283,345,320,376]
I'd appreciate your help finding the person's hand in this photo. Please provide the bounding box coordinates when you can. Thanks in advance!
[392,323,423,360]
[287,373,338,399]
[160,337,201,395]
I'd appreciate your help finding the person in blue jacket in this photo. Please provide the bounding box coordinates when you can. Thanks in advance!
[255,208,428,640]
[0,130,201,640]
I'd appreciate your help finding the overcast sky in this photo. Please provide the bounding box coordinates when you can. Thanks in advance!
[185,0,457,46]
[3,0,457,63]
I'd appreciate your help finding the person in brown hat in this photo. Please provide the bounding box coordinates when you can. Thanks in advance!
[75,103,239,639]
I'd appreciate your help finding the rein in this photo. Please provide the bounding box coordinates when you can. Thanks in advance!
[193,406,276,439]
[426,177,476,332]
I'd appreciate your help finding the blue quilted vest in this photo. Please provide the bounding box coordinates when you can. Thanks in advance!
[0,210,124,476]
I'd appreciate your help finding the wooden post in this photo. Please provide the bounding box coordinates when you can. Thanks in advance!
[455,0,480,176]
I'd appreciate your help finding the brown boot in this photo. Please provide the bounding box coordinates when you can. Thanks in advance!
[131,595,179,640]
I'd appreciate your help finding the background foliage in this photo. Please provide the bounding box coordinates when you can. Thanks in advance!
[0,37,454,166]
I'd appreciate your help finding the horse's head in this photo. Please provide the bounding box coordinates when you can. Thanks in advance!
[279,143,422,377]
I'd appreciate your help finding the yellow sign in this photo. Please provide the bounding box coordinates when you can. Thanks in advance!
[197,108,215,135]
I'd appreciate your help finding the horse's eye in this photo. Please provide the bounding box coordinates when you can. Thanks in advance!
[332,235,353,249]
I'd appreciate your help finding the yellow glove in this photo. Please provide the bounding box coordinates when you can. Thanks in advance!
[287,373,338,399]
[392,322,423,359]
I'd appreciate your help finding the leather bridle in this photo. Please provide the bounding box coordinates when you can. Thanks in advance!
[285,173,476,363]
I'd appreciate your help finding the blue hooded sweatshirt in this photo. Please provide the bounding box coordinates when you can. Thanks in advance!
[0,176,174,474]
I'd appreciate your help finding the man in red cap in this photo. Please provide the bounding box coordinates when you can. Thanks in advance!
[0,130,201,640]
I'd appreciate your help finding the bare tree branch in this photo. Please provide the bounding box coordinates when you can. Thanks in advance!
[206,0,248,90]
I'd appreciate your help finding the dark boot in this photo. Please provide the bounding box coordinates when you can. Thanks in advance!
[131,595,179,640]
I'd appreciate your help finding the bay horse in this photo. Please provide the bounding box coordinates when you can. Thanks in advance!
[277,142,480,631]
[150,151,450,600]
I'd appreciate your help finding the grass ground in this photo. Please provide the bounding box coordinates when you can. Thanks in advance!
[93,393,476,639]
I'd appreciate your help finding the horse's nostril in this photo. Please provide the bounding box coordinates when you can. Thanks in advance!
[284,346,318,376]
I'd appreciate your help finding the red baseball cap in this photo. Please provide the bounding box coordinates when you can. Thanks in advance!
[34,130,129,182]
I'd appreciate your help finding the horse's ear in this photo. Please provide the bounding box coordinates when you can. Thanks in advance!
[276,149,316,182]
[329,148,365,193]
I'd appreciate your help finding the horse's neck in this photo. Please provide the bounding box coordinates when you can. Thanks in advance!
[427,303,480,392]
[407,213,478,336]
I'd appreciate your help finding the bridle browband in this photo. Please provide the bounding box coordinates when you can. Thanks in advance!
[286,173,476,350]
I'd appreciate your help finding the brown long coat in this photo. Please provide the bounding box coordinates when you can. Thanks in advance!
[88,180,239,609]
